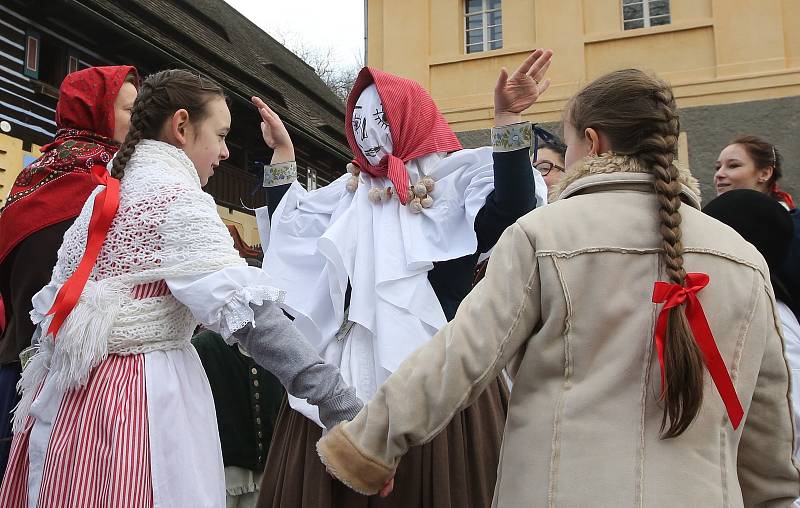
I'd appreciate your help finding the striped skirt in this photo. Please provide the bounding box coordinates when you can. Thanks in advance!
[0,347,224,507]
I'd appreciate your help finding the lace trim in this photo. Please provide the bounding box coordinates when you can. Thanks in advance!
[218,285,287,342]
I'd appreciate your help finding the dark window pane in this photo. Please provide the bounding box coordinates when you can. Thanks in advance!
[466,29,483,45]
[489,25,502,41]
[649,0,670,16]
[650,15,671,26]
[487,10,502,26]
[623,4,643,20]
[624,19,644,30]
[489,40,503,50]
[466,14,482,30]
[622,0,639,4]
[466,0,482,14]
[488,0,501,9]
[467,43,483,54]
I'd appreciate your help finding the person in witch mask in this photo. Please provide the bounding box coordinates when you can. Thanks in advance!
[251,49,552,507]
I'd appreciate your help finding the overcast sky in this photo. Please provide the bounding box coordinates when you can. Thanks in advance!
[223,0,365,70]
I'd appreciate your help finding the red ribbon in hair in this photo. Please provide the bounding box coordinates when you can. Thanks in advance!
[652,272,744,430]
[45,164,120,338]
[772,184,796,210]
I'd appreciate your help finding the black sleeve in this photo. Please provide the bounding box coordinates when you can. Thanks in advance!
[473,147,537,253]
[265,183,292,220]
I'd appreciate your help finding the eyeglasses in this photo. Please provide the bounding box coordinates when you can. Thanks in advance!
[534,160,565,176]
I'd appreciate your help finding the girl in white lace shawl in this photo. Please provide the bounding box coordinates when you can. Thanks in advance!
[0,70,361,508]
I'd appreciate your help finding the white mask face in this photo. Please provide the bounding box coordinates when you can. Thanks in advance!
[352,84,393,165]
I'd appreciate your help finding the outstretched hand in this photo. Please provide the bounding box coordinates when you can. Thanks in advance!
[251,96,295,164]
[494,49,553,126]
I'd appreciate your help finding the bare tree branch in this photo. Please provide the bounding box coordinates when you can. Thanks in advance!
[273,29,363,103]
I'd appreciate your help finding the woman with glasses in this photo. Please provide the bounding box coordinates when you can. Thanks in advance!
[531,128,567,192]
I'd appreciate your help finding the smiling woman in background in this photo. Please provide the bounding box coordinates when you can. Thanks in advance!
[715,135,800,318]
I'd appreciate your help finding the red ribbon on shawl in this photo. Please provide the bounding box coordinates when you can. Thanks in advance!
[45,165,120,338]
[651,272,744,430]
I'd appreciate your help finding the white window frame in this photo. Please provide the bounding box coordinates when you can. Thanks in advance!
[464,0,502,54]
[306,167,318,190]
[622,0,670,30]
[24,30,40,79]
[67,53,79,75]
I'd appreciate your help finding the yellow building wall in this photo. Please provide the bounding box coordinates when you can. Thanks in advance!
[0,134,41,207]
[367,0,800,131]
[0,133,262,246]
[217,205,262,247]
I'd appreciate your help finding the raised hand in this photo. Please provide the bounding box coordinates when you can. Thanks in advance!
[494,49,553,126]
[251,96,295,164]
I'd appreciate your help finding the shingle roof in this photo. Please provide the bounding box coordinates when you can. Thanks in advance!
[75,0,351,160]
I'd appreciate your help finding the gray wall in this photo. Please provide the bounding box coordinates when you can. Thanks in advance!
[456,95,800,205]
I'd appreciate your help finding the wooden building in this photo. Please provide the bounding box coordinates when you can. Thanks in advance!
[0,0,351,244]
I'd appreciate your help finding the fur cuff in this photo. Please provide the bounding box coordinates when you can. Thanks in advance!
[316,424,395,495]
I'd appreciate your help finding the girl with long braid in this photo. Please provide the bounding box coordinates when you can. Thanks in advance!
[0,69,362,507]
[317,69,800,505]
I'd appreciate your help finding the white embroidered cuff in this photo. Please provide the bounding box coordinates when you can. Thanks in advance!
[263,161,297,187]
[491,122,533,153]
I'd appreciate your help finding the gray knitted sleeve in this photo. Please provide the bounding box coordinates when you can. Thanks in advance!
[233,301,363,428]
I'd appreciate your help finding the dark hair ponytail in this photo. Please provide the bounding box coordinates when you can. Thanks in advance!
[110,69,225,180]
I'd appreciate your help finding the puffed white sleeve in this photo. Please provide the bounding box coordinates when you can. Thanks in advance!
[166,265,285,343]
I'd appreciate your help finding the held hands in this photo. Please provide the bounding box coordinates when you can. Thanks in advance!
[251,96,295,164]
[323,466,395,498]
[378,475,395,498]
[494,48,553,127]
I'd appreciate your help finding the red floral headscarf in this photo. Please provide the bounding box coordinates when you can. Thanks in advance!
[0,65,138,265]
[345,67,462,204]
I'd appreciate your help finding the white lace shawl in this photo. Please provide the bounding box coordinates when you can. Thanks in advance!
[15,140,275,431]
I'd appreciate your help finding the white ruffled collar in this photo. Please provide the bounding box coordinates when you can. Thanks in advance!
[126,139,201,188]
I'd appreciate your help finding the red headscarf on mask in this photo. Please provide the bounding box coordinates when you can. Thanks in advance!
[0,65,138,265]
[345,67,462,204]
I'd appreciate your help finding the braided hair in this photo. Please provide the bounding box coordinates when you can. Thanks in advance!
[110,69,225,180]
[567,69,704,438]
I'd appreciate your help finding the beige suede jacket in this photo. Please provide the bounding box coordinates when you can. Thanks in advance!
[318,155,800,508]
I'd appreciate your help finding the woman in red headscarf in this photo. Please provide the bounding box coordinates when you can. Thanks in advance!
[253,49,553,508]
[0,65,138,476]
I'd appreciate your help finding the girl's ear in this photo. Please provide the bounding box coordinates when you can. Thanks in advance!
[584,127,614,156]
[168,109,190,147]
[758,165,775,184]
[584,127,601,156]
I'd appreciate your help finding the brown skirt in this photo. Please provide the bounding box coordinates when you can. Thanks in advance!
[257,377,510,508]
